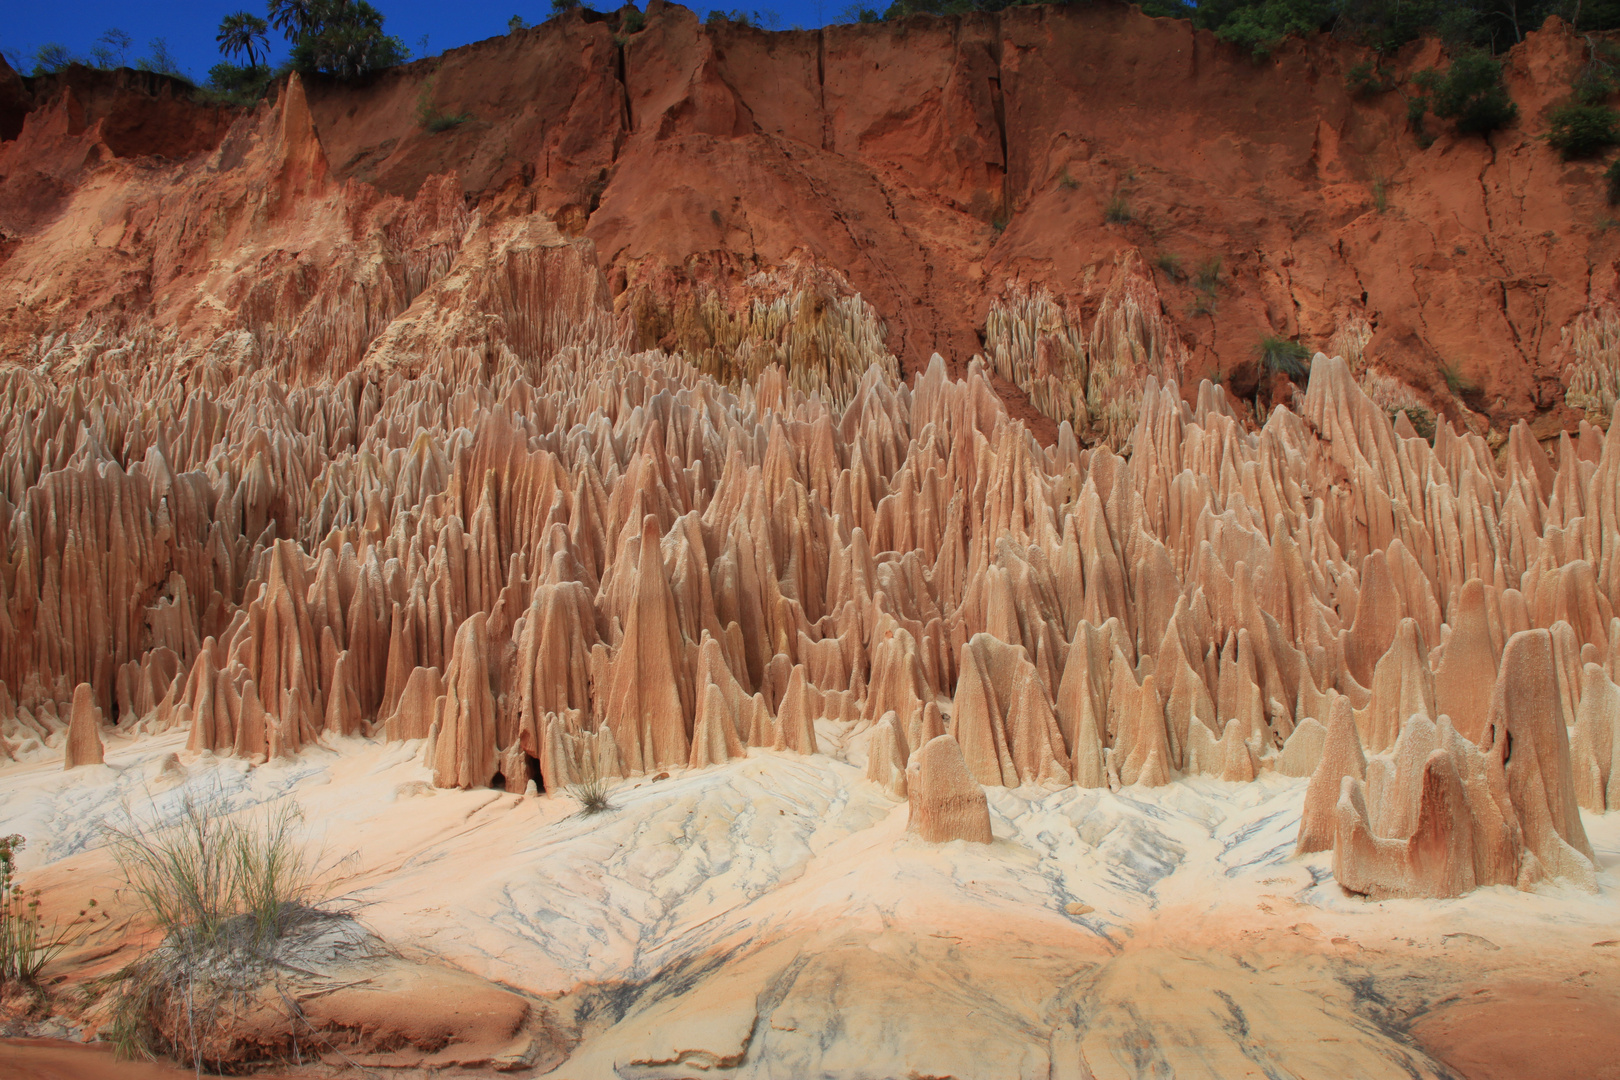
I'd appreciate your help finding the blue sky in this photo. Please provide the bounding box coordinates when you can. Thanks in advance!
[3,0,847,81]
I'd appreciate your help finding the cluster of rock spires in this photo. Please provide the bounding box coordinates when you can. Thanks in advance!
[3,157,1619,898]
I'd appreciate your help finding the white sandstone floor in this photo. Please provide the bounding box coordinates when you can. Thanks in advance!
[3,730,1617,1079]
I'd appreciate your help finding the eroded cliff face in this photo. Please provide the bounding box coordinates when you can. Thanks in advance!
[7,14,1620,1071]
[0,4,1615,431]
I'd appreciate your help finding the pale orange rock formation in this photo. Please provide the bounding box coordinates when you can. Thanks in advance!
[63,683,104,769]
[1296,698,1366,855]
[906,735,993,844]
[0,158,1615,907]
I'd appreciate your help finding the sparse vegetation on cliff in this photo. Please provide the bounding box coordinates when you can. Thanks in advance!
[1547,40,1620,161]
[1413,51,1517,136]
[417,76,472,132]
[1256,334,1311,380]
[27,34,188,80]
[1346,59,1394,96]
[1548,101,1620,156]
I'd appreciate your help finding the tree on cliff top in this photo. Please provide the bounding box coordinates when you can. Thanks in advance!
[269,0,328,40]
[218,12,271,71]
[285,0,408,79]
[872,0,1620,57]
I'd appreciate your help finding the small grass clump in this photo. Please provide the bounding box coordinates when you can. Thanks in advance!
[1440,359,1481,400]
[567,764,609,816]
[1190,256,1222,315]
[106,794,336,1068]
[416,77,472,133]
[1256,335,1312,381]
[0,835,68,989]
[1103,193,1133,224]
[1371,177,1388,213]
[568,755,615,816]
[1155,252,1185,281]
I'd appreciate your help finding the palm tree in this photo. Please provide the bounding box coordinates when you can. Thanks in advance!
[216,12,270,69]
[268,0,325,42]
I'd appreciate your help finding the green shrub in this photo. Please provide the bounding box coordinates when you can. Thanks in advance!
[1574,42,1620,105]
[621,6,647,32]
[1213,0,1335,59]
[204,62,275,105]
[1396,406,1437,441]
[1256,335,1311,380]
[1406,91,1431,138]
[1422,51,1516,136]
[1547,101,1620,159]
[1346,59,1394,97]
[1607,158,1620,204]
[1574,68,1618,106]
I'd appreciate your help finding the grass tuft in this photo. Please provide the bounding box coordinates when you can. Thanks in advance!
[568,756,615,816]
[1255,335,1312,381]
[1103,192,1133,224]
[0,835,69,988]
[1439,359,1479,398]
[105,792,336,1067]
[416,76,472,133]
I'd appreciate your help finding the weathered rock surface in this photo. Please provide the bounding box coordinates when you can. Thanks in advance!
[5,14,1620,914]
[3,9,1619,436]
[907,734,993,844]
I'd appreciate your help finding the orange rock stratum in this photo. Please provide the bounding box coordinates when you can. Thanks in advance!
[2,6,1620,1078]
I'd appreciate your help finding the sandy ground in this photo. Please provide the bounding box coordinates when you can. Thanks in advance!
[0,725,1616,1078]
[0,1037,307,1079]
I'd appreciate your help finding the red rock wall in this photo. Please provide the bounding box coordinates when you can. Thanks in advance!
[1,3,1615,431]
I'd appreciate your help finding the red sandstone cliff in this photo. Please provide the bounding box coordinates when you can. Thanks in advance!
[1,2,1616,435]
